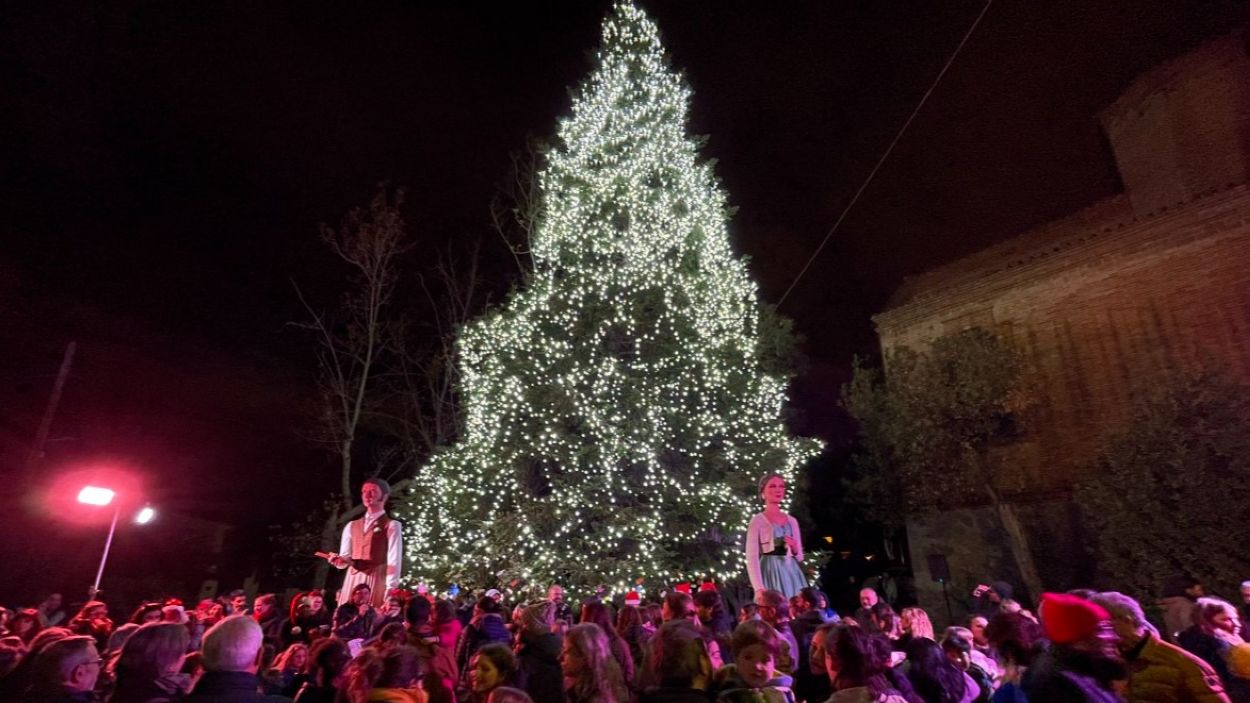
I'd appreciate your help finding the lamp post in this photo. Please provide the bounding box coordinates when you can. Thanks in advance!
[77,486,156,599]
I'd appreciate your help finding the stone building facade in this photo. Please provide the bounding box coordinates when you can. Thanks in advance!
[873,31,1250,614]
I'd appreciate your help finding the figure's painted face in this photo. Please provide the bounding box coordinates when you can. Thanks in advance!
[362,483,386,511]
[762,477,785,504]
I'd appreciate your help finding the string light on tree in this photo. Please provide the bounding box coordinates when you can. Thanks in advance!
[396,0,819,594]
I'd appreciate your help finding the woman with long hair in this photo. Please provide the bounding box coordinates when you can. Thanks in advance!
[8,609,42,644]
[467,642,517,703]
[269,642,310,696]
[580,601,635,688]
[562,623,627,703]
[342,644,427,703]
[906,638,974,703]
[871,603,903,642]
[825,627,912,703]
[616,604,649,673]
[899,607,936,660]
[110,622,192,703]
[293,636,350,703]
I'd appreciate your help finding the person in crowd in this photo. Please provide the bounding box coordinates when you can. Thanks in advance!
[1178,598,1250,701]
[292,636,350,703]
[899,607,936,660]
[110,621,193,703]
[645,604,664,634]
[581,601,635,690]
[514,601,563,703]
[331,478,403,610]
[99,623,142,701]
[373,593,407,640]
[813,591,839,623]
[906,638,976,703]
[745,474,808,599]
[738,604,759,625]
[1090,590,1231,703]
[695,588,734,646]
[638,619,714,703]
[983,611,1043,703]
[966,617,993,663]
[971,584,1015,620]
[68,600,114,648]
[1160,577,1207,644]
[854,589,880,635]
[18,634,101,703]
[1022,592,1124,703]
[185,614,288,702]
[10,608,44,644]
[0,626,72,700]
[549,585,574,631]
[1240,583,1250,641]
[290,590,332,645]
[342,644,426,703]
[0,637,24,679]
[870,603,902,645]
[617,602,650,674]
[334,584,378,642]
[132,602,167,626]
[252,595,288,649]
[943,626,999,684]
[664,592,699,625]
[756,588,799,676]
[825,625,913,703]
[562,622,628,703]
[267,642,309,697]
[713,619,795,703]
[802,622,837,703]
[37,593,68,628]
[940,633,991,703]
[466,642,517,703]
[420,598,461,696]
[791,587,830,687]
[486,687,533,703]
[226,591,250,617]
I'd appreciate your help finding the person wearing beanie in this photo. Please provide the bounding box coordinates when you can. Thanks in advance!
[1021,593,1125,703]
[1090,591,1229,703]
[972,581,1017,619]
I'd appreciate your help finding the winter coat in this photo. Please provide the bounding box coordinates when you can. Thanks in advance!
[515,630,564,703]
[184,671,291,703]
[1021,649,1121,703]
[712,664,796,703]
[825,688,911,703]
[110,672,194,703]
[1123,631,1229,703]
[455,613,512,674]
[1177,629,1250,703]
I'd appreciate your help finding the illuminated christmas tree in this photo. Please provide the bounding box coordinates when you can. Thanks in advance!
[399,0,818,595]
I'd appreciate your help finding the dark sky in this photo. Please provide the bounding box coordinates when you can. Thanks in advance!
[2,0,1246,531]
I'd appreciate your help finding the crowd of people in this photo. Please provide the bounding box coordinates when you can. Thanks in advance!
[3,575,1250,703]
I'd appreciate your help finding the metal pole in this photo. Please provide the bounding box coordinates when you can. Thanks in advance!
[24,341,77,488]
[91,504,120,600]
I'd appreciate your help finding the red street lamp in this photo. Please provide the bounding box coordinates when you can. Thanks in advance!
[77,485,156,599]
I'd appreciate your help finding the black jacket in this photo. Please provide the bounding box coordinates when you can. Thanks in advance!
[641,689,713,703]
[515,631,564,703]
[185,671,290,703]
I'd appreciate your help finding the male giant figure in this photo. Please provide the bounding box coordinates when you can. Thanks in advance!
[332,477,402,609]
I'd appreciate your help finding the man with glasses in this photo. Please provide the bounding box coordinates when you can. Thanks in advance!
[20,635,101,702]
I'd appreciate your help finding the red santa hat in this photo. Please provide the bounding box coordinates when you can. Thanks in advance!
[1039,592,1109,644]
[698,581,717,593]
[674,582,691,595]
[624,591,641,606]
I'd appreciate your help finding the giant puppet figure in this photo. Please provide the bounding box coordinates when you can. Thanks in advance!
[745,473,807,599]
[330,477,402,609]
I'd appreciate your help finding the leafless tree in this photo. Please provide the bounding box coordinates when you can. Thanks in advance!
[489,138,544,274]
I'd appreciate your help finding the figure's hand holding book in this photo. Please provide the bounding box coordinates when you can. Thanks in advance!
[316,551,358,569]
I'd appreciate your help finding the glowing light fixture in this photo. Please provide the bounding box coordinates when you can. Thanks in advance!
[134,506,156,525]
[77,486,115,506]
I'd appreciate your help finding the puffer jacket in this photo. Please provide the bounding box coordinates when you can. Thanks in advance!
[1128,632,1232,703]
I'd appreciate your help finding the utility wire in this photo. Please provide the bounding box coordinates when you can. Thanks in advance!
[775,0,995,308]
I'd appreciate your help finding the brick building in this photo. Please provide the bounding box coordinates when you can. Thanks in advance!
[873,31,1250,612]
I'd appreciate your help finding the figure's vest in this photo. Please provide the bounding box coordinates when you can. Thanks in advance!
[349,514,390,571]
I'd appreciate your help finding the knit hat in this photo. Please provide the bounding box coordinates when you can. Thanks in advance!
[1040,592,1109,644]
[624,591,641,606]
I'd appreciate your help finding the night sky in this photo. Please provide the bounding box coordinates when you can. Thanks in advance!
[2,1,1246,538]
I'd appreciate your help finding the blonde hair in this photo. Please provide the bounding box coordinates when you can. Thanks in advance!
[272,643,309,674]
[901,607,934,640]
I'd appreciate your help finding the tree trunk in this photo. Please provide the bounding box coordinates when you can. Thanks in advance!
[312,503,341,590]
[340,442,354,511]
[993,496,1044,605]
